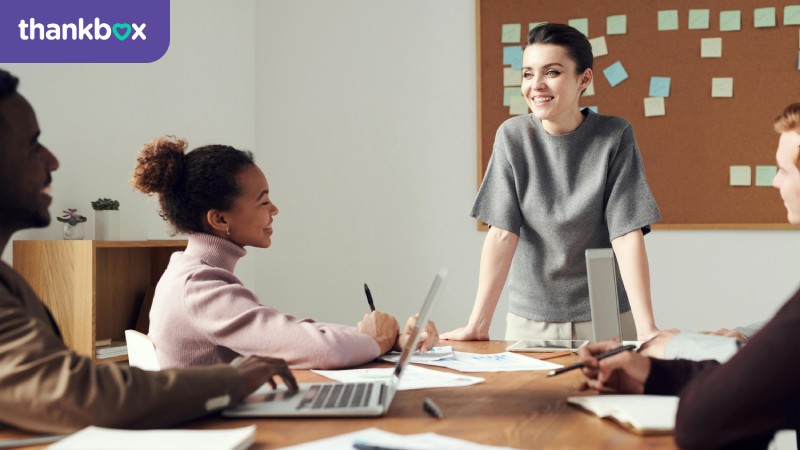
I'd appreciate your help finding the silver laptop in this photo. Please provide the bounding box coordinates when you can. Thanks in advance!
[585,249,622,342]
[223,267,448,418]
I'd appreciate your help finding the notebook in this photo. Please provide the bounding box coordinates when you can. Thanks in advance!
[567,395,678,435]
[222,267,448,418]
[585,249,623,342]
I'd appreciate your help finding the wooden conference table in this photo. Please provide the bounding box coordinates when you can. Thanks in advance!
[1,341,678,449]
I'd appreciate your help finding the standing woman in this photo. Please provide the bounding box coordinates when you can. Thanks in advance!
[442,23,660,342]
[131,137,435,370]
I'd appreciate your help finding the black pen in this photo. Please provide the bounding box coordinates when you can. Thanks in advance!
[423,397,444,419]
[364,283,375,312]
[546,344,637,377]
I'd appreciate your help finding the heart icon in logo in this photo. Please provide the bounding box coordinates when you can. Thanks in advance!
[112,23,132,41]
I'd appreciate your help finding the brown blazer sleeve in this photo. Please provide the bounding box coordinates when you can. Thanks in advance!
[645,287,800,449]
[0,263,245,434]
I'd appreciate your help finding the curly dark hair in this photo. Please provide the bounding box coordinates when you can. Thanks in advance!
[131,136,255,234]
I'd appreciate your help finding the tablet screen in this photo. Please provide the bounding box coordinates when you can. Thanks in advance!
[506,339,589,352]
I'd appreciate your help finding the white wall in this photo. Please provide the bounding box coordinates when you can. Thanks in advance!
[4,0,799,340]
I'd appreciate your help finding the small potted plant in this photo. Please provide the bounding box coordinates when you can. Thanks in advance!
[57,209,87,240]
[91,197,120,240]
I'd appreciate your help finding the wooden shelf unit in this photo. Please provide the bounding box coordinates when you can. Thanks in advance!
[12,240,186,363]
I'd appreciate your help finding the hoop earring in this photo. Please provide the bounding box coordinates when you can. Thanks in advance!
[226,227,231,236]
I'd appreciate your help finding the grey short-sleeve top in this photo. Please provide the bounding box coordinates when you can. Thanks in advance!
[471,109,660,322]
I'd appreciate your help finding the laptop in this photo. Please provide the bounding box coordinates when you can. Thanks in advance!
[585,249,623,342]
[222,266,448,418]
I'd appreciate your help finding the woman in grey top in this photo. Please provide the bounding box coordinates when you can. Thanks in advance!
[442,23,661,343]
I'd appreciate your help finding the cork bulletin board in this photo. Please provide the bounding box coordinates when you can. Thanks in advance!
[477,0,800,229]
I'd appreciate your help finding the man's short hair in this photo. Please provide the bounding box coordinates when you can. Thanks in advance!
[0,68,19,102]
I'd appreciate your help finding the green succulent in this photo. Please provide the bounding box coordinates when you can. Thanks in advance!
[91,198,120,211]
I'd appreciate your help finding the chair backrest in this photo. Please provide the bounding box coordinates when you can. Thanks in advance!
[124,329,161,371]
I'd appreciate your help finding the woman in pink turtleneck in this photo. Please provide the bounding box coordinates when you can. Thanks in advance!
[131,137,436,370]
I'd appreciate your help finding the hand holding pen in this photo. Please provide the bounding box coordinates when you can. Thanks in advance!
[357,284,399,354]
[573,340,652,394]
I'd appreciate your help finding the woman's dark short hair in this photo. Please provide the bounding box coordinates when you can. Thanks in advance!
[526,23,593,73]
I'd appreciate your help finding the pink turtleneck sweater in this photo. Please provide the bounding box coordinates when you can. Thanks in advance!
[148,233,381,369]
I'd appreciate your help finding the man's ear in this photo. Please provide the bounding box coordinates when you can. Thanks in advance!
[205,209,228,232]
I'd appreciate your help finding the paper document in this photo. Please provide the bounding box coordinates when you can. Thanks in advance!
[379,345,454,363]
[385,351,562,373]
[279,427,521,449]
[567,395,678,435]
[312,364,483,390]
[47,425,255,450]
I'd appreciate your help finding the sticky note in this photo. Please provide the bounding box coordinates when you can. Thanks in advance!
[649,77,671,97]
[509,95,529,115]
[569,18,589,36]
[712,77,733,97]
[529,22,546,31]
[502,24,521,43]
[503,46,523,69]
[730,166,751,186]
[658,10,679,31]
[589,36,608,57]
[583,80,595,97]
[701,38,722,58]
[503,87,521,106]
[755,165,777,186]
[720,11,741,31]
[784,6,800,25]
[603,61,628,87]
[644,97,666,117]
[503,68,521,86]
[688,9,710,30]
[607,15,627,35]
[753,7,776,28]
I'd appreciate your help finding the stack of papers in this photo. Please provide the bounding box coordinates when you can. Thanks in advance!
[47,425,255,450]
[280,427,521,449]
[381,347,562,372]
[95,341,128,359]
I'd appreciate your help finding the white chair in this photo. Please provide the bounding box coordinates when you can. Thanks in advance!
[124,329,161,371]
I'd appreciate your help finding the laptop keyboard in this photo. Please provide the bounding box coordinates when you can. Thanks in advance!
[297,383,374,410]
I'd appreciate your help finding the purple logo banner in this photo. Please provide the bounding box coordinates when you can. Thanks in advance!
[0,0,170,63]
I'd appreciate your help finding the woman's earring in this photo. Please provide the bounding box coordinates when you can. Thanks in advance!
[226,227,231,236]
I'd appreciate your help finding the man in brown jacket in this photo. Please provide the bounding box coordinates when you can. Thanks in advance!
[0,68,298,434]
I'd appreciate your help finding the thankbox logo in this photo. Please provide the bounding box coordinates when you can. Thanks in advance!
[19,18,147,41]
[0,0,169,63]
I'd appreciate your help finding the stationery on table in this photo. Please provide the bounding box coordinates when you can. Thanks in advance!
[567,395,679,435]
[547,344,636,377]
[380,345,455,363]
[278,427,521,450]
[312,363,484,391]
[0,434,63,449]
[384,350,562,373]
[46,425,255,450]
[223,268,449,417]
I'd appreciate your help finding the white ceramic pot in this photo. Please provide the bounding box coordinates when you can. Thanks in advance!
[95,210,120,240]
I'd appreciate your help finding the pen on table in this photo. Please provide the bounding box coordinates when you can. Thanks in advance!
[363,283,375,312]
[423,397,444,419]
[0,434,64,449]
[546,344,637,377]
[352,441,403,450]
